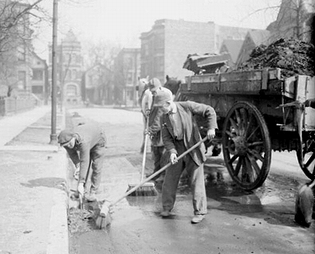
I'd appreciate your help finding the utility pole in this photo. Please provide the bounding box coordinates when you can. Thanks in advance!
[50,0,58,144]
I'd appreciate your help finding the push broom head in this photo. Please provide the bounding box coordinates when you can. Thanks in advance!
[95,201,112,229]
[127,182,158,196]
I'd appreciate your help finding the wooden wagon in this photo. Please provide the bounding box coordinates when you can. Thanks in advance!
[177,68,315,190]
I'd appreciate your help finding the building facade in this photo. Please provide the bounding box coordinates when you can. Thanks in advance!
[30,51,48,101]
[113,48,140,107]
[48,30,82,105]
[140,19,261,83]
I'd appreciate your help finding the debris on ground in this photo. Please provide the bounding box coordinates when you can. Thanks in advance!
[68,207,93,234]
[237,38,315,78]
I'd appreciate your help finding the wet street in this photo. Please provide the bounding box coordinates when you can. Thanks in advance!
[66,107,314,254]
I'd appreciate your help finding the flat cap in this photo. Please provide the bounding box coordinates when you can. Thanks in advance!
[154,88,173,106]
[58,130,74,145]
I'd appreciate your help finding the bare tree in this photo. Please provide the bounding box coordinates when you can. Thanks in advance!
[267,0,315,42]
[82,40,122,104]
[0,0,47,96]
[0,0,45,54]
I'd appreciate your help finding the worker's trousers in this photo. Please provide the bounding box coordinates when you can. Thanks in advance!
[89,143,106,193]
[162,140,207,215]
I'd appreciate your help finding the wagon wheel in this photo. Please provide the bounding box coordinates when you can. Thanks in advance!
[296,134,315,180]
[222,101,272,190]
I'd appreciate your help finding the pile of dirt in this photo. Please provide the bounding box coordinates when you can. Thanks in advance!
[237,38,315,78]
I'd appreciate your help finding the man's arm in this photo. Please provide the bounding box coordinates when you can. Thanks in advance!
[77,142,91,183]
[64,147,80,166]
[188,101,218,130]
[148,107,163,135]
[305,98,315,109]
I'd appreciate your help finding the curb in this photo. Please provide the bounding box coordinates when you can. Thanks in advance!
[47,148,69,254]
[47,109,69,254]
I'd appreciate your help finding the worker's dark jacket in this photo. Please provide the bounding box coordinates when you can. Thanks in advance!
[148,106,164,147]
[64,123,106,183]
[161,101,217,166]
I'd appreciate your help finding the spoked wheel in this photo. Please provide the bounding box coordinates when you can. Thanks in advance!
[222,101,272,190]
[296,132,315,180]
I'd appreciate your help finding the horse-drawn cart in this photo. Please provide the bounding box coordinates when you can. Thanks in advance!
[177,68,315,190]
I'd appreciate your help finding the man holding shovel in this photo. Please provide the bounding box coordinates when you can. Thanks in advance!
[58,122,107,202]
[153,89,218,224]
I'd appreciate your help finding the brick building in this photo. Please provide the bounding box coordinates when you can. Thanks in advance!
[140,19,263,83]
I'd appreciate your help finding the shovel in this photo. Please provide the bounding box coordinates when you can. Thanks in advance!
[95,136,208,229]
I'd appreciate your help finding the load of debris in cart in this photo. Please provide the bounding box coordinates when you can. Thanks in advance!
[237,38,315,78]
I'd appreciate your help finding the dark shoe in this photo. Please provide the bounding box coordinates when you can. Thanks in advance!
[191,214,205,224]
[85,192,97,202]
[160,210,171,217]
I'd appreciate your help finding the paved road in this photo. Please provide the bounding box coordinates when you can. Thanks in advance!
[67,107,314,254]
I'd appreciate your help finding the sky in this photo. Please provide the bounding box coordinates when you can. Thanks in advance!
[34,0,281,59]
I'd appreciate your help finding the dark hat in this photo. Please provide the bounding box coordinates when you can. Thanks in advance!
[58,130,74,145]
[154,88,173,106]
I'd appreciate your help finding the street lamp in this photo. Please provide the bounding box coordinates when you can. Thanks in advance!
[50,0,58,144]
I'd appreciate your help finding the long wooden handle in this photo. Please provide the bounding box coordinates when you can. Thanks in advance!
[141,117,150,181]
[111,136,208,207]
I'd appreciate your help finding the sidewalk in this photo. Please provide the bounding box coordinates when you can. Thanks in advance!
[0,106,69,254]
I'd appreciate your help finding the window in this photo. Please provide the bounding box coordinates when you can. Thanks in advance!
[17,46,26,61]
[66,70,71,80]
[154,56,164,73]
[72,70,77,80]
[32,70,43,81]
[127,72,133,83]
[144,44,149,56]
[32,86,43,94]
[67,84,77,96]
[18,71,26,89]
[72,54,77,63]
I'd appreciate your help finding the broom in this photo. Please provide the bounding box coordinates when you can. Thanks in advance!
[127,116,158,196]
[95,137,208,229]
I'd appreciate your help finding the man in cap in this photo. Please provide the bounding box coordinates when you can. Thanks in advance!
[146,78,173,182]
[154,89,218,224]
[58,122,106,202]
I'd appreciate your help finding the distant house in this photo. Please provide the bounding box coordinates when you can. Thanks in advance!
[30,51,48,101]
[236,30,270,67]
[219,39,244,69]
[82,64,113,105]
